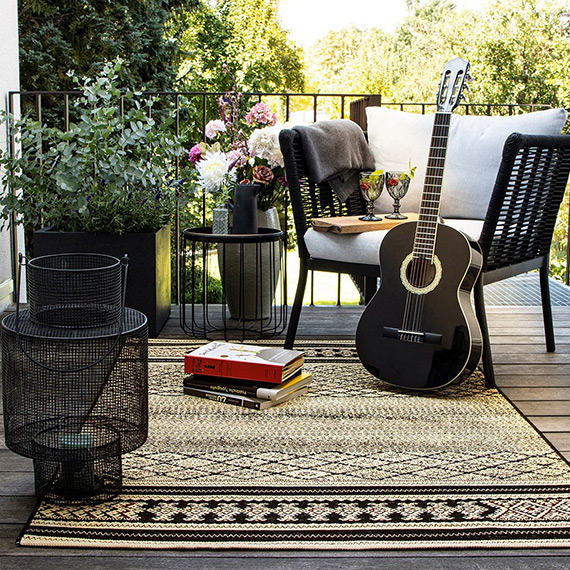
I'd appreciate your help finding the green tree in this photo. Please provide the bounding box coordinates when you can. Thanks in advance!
[176,0,304,93]
[305,26,395,97]
[19,0,199,91]
[467,0,570,107]
[303,0,468,104]
[391,0,470,103]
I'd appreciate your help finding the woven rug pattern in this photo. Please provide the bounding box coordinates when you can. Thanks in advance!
[19,340,570,549]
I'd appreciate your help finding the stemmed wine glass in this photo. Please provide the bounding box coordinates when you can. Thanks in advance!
[385,172,411,219]
[359,171,384,221]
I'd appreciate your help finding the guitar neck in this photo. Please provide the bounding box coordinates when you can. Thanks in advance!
[414,112,452,259]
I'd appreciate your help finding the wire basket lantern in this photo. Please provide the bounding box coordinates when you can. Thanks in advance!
[2,253,148,504]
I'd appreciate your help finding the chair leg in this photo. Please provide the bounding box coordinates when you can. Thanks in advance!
[363,275,378,304]
[284,258,308,349]
[539,260,555,353]
[474,276,496,388]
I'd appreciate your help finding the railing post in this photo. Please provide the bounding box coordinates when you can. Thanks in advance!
[313,95,318,123]
[175,93,181,305]
[64,93,69,131]
[8,91,19,303]
[566,187,570,286]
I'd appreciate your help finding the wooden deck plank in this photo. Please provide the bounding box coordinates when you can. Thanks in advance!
[543,433,570,451]
[3,554,570,570]
[501,388,570,400]
[496,375,570,387]
[511,401,570,416]
[527,417,570,432]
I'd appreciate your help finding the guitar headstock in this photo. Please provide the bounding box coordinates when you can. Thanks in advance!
[436,57,470,113]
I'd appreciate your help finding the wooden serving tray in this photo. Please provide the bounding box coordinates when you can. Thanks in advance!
[311,213,419,234]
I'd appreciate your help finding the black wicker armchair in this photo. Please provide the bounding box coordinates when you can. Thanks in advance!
[279,128,378,349]
[280,127,570,390]
[474,133,570,388]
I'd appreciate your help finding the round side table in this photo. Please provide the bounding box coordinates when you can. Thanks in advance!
[180,227,287,340]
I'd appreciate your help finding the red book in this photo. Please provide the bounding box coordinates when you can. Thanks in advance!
[184,341,304,384]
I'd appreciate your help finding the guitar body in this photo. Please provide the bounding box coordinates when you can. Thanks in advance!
[356,222,483,390]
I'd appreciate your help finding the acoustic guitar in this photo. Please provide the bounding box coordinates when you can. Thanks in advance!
[355,57,483,390]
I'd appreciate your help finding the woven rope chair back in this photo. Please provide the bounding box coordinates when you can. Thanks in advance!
[479,133,570,273]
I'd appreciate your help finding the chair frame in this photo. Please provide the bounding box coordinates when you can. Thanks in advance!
[473,132,570,388]
[279,128,379,349]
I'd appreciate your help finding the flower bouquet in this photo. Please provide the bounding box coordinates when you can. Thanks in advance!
[188,91,287,226]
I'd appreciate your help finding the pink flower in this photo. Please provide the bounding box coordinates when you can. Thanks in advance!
[245,102,277,127]
[252,165,274,185]
[225,149,244,169]
[188,144,202,165]
[205,119,226,139]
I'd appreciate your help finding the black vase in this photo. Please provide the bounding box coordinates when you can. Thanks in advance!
[232,184,259,234]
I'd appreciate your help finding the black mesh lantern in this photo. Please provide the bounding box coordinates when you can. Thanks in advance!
[2,254,148,504]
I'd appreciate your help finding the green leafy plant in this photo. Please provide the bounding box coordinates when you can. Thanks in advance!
[0,59,188,235]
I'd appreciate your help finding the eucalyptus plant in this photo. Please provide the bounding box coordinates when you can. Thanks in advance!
[0,59,187,235]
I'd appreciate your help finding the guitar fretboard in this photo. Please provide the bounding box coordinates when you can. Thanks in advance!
[413,112,451,260]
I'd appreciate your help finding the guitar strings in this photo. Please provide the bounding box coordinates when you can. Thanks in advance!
[401,114,449,343]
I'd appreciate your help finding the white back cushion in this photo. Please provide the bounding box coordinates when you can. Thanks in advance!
[366,107,568,219]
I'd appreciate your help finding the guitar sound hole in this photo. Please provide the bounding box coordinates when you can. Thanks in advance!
[406,259,437,289]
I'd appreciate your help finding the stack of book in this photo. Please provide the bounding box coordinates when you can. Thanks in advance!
[183,341,311,410]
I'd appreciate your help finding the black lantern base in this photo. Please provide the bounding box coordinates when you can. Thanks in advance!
[32,424,122,504]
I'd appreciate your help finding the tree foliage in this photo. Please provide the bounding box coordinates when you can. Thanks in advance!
[303,0,570,108]
[18,0,199,91]
[175,0,304,92]
[305,0,467,103]
[467,0,570,107]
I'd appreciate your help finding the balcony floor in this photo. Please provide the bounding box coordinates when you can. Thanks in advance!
[3,274,570,567]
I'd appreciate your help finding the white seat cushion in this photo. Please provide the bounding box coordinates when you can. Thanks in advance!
[304,219,485,266]
[366,107,568,220]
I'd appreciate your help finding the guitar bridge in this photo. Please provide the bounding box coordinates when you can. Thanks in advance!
[382,327,442,345]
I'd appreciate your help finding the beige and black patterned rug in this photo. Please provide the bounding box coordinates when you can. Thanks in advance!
[18,339,570,549]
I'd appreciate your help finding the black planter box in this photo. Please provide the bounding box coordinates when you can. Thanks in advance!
[33,225,171,337]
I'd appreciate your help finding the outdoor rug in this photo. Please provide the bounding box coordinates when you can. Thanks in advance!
[18,339,570,549]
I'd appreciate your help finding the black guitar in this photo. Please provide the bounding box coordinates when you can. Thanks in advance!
[356,58,483,390]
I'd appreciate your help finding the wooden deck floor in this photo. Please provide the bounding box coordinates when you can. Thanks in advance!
[2,302,570,568]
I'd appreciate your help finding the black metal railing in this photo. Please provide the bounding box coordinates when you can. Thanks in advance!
[5,90,568,307]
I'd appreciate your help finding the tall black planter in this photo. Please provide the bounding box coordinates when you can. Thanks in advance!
[33,225,171,337]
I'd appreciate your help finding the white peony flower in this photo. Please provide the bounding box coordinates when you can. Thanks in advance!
[248,125,284,168]
[195,150,236,193]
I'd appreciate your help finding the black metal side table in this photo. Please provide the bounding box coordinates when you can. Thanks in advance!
[180,227,287,340]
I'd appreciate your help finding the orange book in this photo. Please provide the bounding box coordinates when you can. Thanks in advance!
[184,341,304,384]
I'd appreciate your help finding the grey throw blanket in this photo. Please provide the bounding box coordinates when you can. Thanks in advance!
[293,119,375,202]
